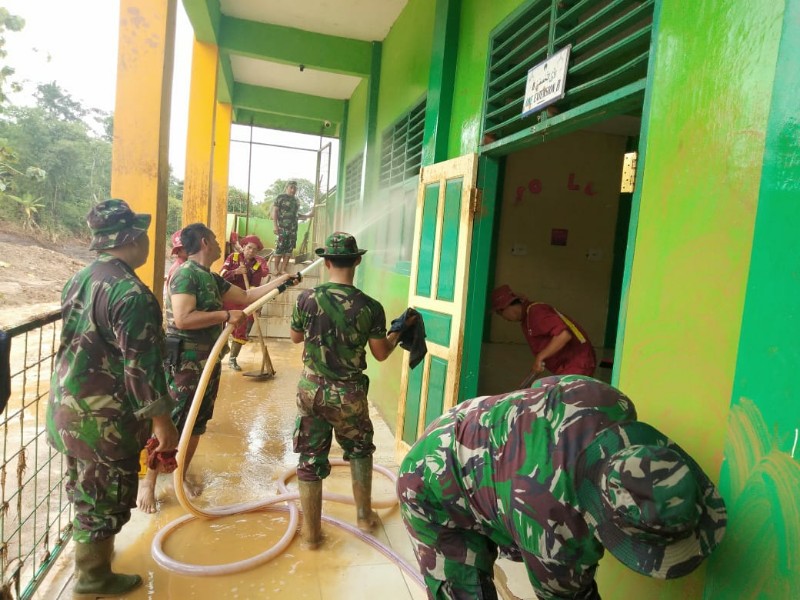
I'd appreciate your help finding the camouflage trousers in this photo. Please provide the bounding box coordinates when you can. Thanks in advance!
[65,454,139,543]
[275,229,298,255]
[293,371,375,482]
[168,349,220,436]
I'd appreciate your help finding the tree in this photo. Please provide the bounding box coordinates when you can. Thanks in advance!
[262,178,315,214]
[4,191,43,230]
[0,8,25,109]
[227,186,250,214]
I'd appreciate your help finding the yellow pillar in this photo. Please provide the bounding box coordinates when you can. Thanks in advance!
[111,0,176,294]
[210,102,232,272]
[182,38,218,227]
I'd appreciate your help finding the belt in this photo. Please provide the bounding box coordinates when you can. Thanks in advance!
[182,342,211,352]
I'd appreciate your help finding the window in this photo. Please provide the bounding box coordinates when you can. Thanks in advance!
[343,153,363,205]
[379,98,426,187]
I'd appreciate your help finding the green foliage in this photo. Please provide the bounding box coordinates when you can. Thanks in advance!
[0,8,25,109]
[262,177,315,214]
[227,185,250,214]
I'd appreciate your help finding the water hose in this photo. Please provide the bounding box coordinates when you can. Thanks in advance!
[151,257,422,585]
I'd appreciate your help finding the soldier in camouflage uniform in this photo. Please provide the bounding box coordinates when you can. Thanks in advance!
[397,375,727,600]
[46,199,180,597]
[136,223,295,511]
[290,232,403,548]
[270,180,313,275]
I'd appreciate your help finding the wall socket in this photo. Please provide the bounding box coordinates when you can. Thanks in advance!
[511,243,528,256]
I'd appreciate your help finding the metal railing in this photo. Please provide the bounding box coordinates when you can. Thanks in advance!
[1,310,71,600]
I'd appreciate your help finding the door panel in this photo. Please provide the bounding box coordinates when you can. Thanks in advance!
[396,153,478,452]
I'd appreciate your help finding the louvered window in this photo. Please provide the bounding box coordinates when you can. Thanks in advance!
[379,98,426,186]
[344,153,363,205]
[483,0,654,142]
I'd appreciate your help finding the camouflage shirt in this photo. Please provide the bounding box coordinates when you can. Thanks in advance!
[400,375,638,599]
[273,193,299,236]
[46,254,173,461]
[291,282,387,381]
[166,259,231,347]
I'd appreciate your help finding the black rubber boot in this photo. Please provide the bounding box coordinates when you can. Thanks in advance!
[298,480,323,549]
[350,456,380,532]
[229,342,242,371]
[73,536,142,598]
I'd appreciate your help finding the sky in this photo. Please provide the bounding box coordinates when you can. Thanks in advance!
[2,0,338,203]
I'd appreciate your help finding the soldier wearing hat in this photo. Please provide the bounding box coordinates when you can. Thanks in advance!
[219,234,270,371]
[289,232,405,548]
[46,199,181,597]
[397,375,727,599]
[491,284,596,378]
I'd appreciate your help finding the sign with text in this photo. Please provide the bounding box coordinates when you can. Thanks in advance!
[522,45,571,117]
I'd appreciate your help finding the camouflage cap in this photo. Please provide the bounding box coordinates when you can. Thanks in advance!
[575,421,726,579]
[315,231,367,258]
[87,199,151,251]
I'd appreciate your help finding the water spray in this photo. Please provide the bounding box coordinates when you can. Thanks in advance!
[151,255,422,585]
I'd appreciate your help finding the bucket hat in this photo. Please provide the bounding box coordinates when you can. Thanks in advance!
[490,284,523,312]
[170,229,184,255]
[240,235,264,251]
[315,232,367,258]
[87,199,151,251]
[575,421,727,579]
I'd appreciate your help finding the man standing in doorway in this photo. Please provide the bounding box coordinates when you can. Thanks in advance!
[491,284,596,379]
[270,180,313,275]
[290,232,403,548]
[47,199,180,597]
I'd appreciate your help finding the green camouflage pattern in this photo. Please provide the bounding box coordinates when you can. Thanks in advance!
[65,454,139,542]
[168,348,221,436]
[293,371,375,481]
[87,198,150,251]
[274,193,299,253]
[47,254,173,462]
[290,282,387,381]
[314,231,367,257]
[166,259,231,347]
[397,375,636,600]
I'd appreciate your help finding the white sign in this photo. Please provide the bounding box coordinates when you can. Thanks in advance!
[522,45,572,117]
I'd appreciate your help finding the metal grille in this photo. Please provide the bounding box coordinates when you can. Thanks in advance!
[483,0,654,142]
[1,311,72,600]
[379,98,426,187]
[343,153,364,205]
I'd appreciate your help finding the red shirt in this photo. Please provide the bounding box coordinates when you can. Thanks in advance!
[220,252,268,290]
[521,302,596,376]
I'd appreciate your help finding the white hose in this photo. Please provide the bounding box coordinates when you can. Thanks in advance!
[151,257,423,586]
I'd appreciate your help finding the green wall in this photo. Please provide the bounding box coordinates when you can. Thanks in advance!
[704,0,800,595]
[612,0,785,597]
[343,79,368,165]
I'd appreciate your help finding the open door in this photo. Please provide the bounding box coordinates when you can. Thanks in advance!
[396,153,479,453]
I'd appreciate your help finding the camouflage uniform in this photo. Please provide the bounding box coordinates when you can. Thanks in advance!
[166,259,231,435]
[290,282,387,481]
[273,193,300,254]
[397,375,726,599]
[397,376,635,599]
[47,215,173,542]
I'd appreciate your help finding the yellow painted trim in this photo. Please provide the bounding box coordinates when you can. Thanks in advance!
[111,0,177,296]
[211,102,232,272]
[183,38,218,227]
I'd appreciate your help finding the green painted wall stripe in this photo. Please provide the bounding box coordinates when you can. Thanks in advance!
[219,16,372,77]
[233,83,345,121]
[336,99,349,209]
[233,110,339,137]
[425,357,449,426]
[184,0,221,44]
[364,43,383,210]
[416,308,452,347]
[422,0,461,165]
[436,177,463,301]
[416,183,440,297]
[217,54,234,104]
[402,361,424,444]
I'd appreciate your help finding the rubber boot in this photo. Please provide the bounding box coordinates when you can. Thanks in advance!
[298,480,323,549]
[228,341,242,371]
[73,536,142,598]
[350,456,380,532]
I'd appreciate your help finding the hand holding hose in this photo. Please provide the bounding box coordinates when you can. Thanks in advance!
[277,272,302,293]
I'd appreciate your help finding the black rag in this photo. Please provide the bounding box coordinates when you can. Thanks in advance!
[389,307,427,369]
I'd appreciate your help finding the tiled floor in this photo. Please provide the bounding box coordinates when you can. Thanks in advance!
[35,339,428,600]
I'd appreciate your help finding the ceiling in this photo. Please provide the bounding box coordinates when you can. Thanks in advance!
[183,0,408,135]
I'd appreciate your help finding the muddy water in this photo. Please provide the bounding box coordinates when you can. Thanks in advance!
[102,339,425,600]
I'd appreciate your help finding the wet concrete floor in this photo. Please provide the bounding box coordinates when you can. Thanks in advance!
[35,339,426,600]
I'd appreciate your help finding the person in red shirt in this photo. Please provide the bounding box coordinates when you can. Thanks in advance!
[220,235,270,371]
[491,284,596,379]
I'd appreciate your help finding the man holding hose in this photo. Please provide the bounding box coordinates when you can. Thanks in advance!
[137,223,295,512]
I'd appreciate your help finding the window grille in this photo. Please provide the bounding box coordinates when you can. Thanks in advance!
[379,98,426,187]
[343,153,363,205]
[483,0,654,142]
